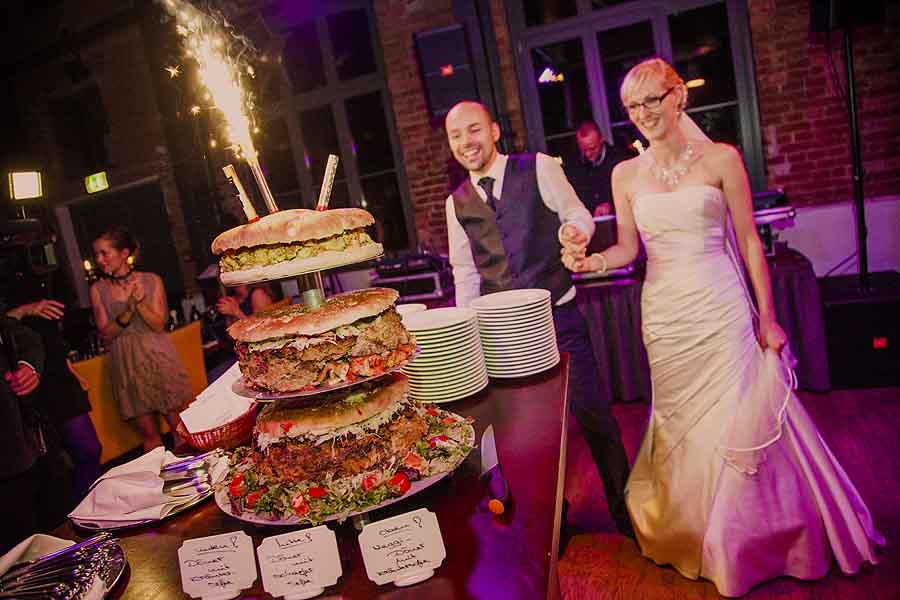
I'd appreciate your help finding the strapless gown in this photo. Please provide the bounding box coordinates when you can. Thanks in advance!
[626,185,884,597]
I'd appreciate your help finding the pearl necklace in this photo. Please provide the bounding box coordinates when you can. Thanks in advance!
[650,142,696,187]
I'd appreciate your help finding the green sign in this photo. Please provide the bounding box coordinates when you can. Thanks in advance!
[85,171,109,194]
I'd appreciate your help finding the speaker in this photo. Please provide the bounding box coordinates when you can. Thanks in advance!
[413,24,479,119]
[820,272,900,388]
[810,0,885,32]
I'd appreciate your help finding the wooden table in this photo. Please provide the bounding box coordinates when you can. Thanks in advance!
[55,354,571,599]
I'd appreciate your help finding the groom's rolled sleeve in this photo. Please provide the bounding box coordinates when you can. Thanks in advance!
[446,196,481,308]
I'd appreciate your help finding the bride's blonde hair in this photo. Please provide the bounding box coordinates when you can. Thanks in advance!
[620,58,687,111]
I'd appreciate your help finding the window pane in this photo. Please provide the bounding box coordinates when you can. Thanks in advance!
[596,21,655,124]
[314,180,351,210]
[532,39,592,141]
[327,9,376,81]
[346,91,395,176]
[690,104,741,150]
[256,118,298,195]
[298,105,345,185]
[360,173,409,252]
[522,0,577,27]
[284,21,326,92]
[669,3,737,108]
[611,122,644,153]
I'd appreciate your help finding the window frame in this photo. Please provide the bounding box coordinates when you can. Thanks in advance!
[507,0,766,191]
[258,0,416,250]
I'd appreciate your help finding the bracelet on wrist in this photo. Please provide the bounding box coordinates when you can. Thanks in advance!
[115,314,131,328]
[595,253,608,274]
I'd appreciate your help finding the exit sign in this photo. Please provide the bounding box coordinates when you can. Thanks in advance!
[85,171,109,193]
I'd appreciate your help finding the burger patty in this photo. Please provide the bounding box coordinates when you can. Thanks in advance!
[219,229,374,272]
[235,310,413,391]
[250,405,428,484]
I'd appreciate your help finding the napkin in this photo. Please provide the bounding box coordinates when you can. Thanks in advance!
[0,534,105,600]
[69,447,192,522]
[180,362,254,434]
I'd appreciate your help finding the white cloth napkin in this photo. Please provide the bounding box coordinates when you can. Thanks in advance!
[180,362,254,434]
[69,447,191,522]
[0,534,105,600]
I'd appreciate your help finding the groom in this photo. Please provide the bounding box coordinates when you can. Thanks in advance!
[443,101,634,538]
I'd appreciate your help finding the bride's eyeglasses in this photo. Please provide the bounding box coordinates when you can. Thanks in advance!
[625,87,675,114]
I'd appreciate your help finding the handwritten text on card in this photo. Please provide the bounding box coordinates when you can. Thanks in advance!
[178,532,257,599]
[359,508,446,586]
[258,526,342,598]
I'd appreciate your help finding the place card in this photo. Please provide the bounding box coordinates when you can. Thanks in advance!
[358,508,446,587]
[258,526,342,600]
[178,531,257,600]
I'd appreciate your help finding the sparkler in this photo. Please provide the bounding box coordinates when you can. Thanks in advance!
[162,0,279,214]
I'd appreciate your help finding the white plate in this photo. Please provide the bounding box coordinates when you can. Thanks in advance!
[487,353,561,378]
[410,374,489,396]
[476,310,553,325]
[479,327,556,344]
[412,327,481,345]
[407,370,488,390]
[413,377,490,403]
[473,299,552,318]
[412,340,483,363]
[482,343,558,359]
[470,288,551,311]
[396,303,428,316]
[215,422,475,526]
[404,308,477,332]
[224,249,385,286]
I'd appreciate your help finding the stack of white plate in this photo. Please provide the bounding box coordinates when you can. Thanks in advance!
[401,307,489,403]
[470,289,560,378]
[395,303,427,322]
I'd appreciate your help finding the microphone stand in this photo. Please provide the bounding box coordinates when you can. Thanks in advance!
[842,27,868,293]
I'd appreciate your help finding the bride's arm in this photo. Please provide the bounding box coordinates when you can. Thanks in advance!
[717,144,786,352]
[562,161,639,272]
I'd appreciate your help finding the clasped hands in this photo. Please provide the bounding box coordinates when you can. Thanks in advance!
[559,224,599,273]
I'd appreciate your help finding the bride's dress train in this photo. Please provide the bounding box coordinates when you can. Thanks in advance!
[626,184,884,597]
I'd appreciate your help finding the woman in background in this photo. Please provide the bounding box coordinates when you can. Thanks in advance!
[215,283,274,322]
[89,226,192,453]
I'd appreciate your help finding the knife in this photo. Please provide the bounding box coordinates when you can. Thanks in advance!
[480,425,511,516]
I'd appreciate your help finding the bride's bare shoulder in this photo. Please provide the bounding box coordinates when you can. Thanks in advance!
[612,155,645,194]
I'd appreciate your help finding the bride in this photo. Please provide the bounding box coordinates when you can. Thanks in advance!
[561,58,883,596]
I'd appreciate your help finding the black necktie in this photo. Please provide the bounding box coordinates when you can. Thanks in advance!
[477,177,498,212]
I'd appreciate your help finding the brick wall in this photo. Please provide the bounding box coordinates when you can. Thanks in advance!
[373,0,458,254]
[749,0,900,206]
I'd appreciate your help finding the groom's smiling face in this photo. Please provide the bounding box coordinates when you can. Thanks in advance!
[445,102,500,176]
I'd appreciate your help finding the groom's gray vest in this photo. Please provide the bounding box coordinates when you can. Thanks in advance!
[451,153,572,304]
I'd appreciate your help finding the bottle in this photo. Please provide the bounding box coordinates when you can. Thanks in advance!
[167,309,178,331]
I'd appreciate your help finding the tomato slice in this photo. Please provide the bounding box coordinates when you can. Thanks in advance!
[362,472,382,491]
[291,493,310,517]
[307,486,327,499]
[388,472,411,494]
[228,474,245,498]
[403,452,425,471]
[425,408,440,417]
[280,422,292,434]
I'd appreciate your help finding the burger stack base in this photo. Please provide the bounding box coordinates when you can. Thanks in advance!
[220,372,475,524]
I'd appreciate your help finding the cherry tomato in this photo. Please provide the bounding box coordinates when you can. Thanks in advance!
[228,474,245,498]
[388,472,411,494]
[307,486,327,499]
[442,416,457,425]
[425,408,440,417]
[280,422,292,434]
[245,488,266,509]
[429,435,449,447]
[291,493,310,517]
[362,472,382,491]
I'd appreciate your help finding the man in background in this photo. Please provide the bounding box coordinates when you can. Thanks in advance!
[563,120,630,217]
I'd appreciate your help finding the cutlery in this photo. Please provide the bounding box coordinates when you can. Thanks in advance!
[480,425,511,516]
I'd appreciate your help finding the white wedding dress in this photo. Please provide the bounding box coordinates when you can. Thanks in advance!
[626,184,884,597]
